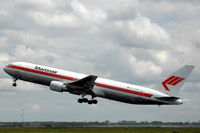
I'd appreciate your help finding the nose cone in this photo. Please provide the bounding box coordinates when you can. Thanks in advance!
[3,66,8,73]
[3,64,17,77]
[3,65,12,76]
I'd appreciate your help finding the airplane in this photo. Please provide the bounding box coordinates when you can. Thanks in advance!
[3,62,194,105]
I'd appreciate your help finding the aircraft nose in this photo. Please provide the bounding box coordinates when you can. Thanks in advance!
[3,65,16,77]
[3,65,10,74]
[3,66,8,73]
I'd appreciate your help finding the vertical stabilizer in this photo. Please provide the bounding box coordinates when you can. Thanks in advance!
[153,65,195,96]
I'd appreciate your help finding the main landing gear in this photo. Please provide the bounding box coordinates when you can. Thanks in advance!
[12,78,17,87]
[78,98,98,104]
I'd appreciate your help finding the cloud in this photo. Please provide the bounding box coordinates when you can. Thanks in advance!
[30,11,79,28]
[16,0,56,9]
[129,55,162,77]
[0,37,8,49]
[25,103,40,112]
[112,15,171,50]
[116,16,170,41]
[0,0,199,122]
[14,45,58,65]
[106,0,138,20]
[0,53,11,62]
[71,0,106,22]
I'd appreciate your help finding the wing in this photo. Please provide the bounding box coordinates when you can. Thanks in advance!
[65,75,97,97]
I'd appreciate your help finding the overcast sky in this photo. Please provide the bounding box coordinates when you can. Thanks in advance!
[0,0,200,122]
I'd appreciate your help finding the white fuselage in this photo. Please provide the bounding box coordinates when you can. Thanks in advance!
[3,62,182,105]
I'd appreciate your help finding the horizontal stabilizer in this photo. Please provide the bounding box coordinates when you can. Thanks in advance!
[155,96,179,101]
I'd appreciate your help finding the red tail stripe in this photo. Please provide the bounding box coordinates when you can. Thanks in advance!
[7,65,153,98]
[167,77,181,85]
[162,76,176,91]
[172,77,184,86]
[162,76,185,91]
[163,76,176,84]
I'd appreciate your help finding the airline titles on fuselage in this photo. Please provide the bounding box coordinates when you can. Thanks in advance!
[34,66,58,74]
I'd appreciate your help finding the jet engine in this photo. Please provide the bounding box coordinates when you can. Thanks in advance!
[50,81,67,92]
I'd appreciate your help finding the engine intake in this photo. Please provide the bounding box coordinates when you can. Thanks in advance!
[50,81,67,92]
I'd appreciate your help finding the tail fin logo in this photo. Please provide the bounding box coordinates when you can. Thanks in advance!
[162,76,185,91]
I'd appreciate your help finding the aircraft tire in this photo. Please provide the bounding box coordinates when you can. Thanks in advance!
[83,98,88,103]
[12,83,17,87]
[88,100,93,104]
[92,100,98,104]
[78,99,83,103]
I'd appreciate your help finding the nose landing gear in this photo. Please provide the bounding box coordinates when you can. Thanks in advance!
[12,78,17,87]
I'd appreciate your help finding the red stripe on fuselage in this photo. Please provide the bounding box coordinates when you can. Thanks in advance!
[7,65,153,97]
[96,83,153,97]
[7,65,77,81]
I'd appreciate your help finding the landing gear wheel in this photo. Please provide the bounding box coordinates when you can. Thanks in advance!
[92,99,98,104]
[78,96,98,105]
[82,98,88,103]
[12,78,17,87]
[12,82,17,87]
[78,99,83,103]
[87,99,98,104]
[88,100,93,104]
[78,98,89,103]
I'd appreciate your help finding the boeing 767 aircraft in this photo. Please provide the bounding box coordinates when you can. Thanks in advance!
[3,62,194,105]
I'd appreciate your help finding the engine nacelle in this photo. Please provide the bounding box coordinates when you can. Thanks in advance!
[50,81,67,92]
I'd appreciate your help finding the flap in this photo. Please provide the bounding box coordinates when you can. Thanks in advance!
[66,75,97,90]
